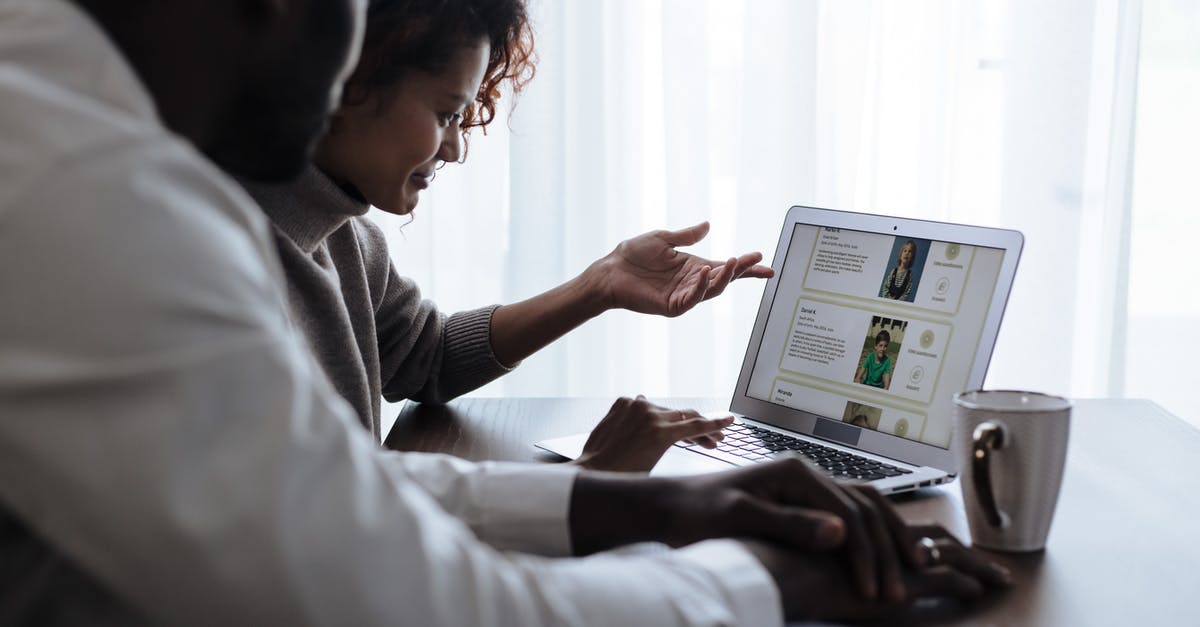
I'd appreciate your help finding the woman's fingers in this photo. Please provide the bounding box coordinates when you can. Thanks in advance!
[688,433,722,449]
[659,408,729,449]
[659,221,710,247]
[731,252,773,280]
[663,414,732,444]
[703,257,739,299]
[674,265,711,315]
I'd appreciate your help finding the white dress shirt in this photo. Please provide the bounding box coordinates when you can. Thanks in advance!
[0,0,781,625]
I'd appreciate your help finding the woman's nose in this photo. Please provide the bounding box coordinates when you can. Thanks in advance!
[438,128,463,164]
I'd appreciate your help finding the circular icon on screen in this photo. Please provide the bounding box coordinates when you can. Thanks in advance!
[920,330,935,349]
[945,244,960,260]
[935,277,950,295]
[894,419,909,437]
[909,365,925,384]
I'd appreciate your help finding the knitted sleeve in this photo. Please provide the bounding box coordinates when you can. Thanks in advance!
[355,219,515,404]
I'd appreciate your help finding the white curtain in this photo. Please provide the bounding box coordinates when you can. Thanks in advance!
[372,0,1145,404]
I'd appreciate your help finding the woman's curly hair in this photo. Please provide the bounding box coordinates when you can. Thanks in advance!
[343,0,536,145]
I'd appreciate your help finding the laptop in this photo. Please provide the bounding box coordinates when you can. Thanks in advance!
[537,206,1023,494]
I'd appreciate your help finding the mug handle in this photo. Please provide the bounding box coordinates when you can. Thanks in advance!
[971,422,1007,528]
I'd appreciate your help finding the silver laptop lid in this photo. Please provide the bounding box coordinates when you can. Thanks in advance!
[730,206,1023,474]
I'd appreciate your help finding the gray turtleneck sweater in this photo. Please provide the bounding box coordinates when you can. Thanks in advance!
[240,166,513,440]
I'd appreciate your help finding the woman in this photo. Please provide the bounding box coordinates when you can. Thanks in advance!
[880,240,917,300]
[239,0,773,471]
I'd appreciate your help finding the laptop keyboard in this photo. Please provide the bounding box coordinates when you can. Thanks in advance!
[677,421,914,481]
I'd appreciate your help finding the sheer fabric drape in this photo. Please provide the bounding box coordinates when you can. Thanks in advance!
[372,0,1142,402]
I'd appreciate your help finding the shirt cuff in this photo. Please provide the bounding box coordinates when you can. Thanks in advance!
[673,539,784,627]
[471,461,579,556]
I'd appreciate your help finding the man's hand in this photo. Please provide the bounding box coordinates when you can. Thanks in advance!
[570,456,925,602]
[740,529,1011,623]
[569,458,1011,616]
[575,396,733,472]
[582,222,774,317]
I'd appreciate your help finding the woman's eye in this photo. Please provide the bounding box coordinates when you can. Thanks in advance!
[439,112,462,126]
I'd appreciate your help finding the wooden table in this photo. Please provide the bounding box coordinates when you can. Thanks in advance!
[385,398,1200,625]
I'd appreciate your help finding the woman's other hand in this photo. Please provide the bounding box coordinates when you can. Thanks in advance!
[574,395,733,472]
[584,222,774,317]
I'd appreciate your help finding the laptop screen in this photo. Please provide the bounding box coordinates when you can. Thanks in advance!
[743,222,1007,450]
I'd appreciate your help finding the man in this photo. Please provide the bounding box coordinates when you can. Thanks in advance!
[0,0,1007,624]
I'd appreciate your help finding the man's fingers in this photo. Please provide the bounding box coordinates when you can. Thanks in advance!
[905,566,985,600]
[796,478,878,600]
[847,487,905,603]
[851,484,917,571]
[835,487,881,601]
[904,522,965,565]
[730,495,847,551]
[752,457,880,598]
[921,538,1012,587]
[660,221,710,247]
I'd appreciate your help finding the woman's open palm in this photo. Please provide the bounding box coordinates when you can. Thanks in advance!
[588,222,774,317]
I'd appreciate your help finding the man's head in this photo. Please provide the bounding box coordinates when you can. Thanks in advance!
[73,0,366,181]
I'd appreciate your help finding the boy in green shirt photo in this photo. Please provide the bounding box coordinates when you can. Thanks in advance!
[855,330,894,389]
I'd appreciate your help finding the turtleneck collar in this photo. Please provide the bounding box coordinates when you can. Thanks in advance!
[240,164,371,254]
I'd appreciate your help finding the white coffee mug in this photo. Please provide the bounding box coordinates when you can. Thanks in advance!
[952,390,1071,552]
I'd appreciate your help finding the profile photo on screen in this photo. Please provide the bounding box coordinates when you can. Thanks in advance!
[854,316,908,390]
[878,237,931,302]
[842,400,883,430]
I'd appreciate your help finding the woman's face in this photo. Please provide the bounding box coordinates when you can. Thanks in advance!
[315,41,491,215]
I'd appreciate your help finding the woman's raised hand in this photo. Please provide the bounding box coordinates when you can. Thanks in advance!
[583,222,774,317]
